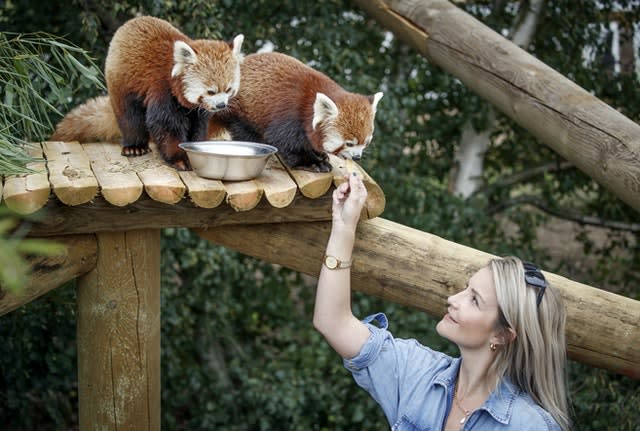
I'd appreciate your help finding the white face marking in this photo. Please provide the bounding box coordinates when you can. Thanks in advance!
[181,58,241,111]
[182,76,207,105]
[322,128,371,161]
[229,61,241,97]
[321,123,343,153]
[336,138,369,161]
[317,91,381,160]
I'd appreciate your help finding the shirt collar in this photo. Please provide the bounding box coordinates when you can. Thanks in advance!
[434,358,520,425]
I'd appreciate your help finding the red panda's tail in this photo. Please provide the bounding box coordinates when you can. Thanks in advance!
[51,96,121,143]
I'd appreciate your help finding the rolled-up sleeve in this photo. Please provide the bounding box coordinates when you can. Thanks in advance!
[343,313,448,426]
[344,313,389,371]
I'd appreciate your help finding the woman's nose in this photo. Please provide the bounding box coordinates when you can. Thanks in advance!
[447,295,456,308]
[448,291,463,307]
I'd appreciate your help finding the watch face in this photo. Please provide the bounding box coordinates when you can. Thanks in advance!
[325,255,338,269]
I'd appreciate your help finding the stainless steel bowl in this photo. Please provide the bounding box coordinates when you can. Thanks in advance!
[179,141,278,181]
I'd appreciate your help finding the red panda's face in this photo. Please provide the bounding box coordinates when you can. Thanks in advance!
[313,92,383,161]
[172,36,244,112]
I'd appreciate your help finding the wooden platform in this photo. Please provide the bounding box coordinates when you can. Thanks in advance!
[0,142,385,235]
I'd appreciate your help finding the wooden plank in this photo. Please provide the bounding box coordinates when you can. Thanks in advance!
[42,141,99,206]
[255,156,297,208]
[223,180,264,211]
[283,155,334,198]
[26,193,334,237]
[3,143,50,215]
[77,229,160,430]
[329,155,386,219]
[130,144,186,204]
[195,218,640,380]
[83,142,143,207]
[178,171,226,209]
[0,234,98,316]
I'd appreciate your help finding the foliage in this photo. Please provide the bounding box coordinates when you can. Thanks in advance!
[0,0,638,430]
[0,31,104,174]
[0,284,78,430]
[0,209,66,293]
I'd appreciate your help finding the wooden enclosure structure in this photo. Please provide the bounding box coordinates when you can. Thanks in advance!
[0,139,638,429]
[1,1,640,429]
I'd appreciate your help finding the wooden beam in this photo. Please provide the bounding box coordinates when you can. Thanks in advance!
[195,218,640,380]
[23,193,335,237]
[353,0,640,213]
[0,234,97,316]
[77,230,160,430]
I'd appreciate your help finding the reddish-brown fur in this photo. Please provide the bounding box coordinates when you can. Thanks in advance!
[53,16,242,170]
[51,96,120,143]
[211,52,379,172]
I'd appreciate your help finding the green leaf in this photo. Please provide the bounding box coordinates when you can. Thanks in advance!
[16,239,66,256]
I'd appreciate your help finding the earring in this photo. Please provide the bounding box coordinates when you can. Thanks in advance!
[490,343,497,351]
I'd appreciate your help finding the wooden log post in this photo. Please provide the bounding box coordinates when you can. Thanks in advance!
[0,235,98,316]
[352,0,640,213]
[77,229,161,430]
[195,219,640,380]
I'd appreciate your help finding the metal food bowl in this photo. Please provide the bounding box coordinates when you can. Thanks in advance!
[179,141,278,181]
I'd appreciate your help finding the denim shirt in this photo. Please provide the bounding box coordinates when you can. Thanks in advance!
[343,313,560,431]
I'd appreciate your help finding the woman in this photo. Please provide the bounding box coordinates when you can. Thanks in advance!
[313,172,570,430]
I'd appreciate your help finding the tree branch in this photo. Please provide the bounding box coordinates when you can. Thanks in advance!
[473,160,574,197]
[488,194,640,232]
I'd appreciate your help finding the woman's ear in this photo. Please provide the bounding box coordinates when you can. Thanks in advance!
[492,327,517,347]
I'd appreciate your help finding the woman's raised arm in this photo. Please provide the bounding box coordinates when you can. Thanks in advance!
[313,172,371,359]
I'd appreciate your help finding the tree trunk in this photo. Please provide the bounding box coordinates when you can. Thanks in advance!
[195,219,640,380]
[451,111,494,197]
[450,0,542,197]
[353,0,640,213]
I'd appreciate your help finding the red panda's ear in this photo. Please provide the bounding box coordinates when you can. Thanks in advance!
[369,92,383,112]
[172,40,197,78]
[312,93,338,130]
[230,34,244,59]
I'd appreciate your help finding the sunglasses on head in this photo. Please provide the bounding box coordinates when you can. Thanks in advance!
[523,262,547,307]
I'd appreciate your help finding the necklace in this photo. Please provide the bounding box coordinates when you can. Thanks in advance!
[453,383,471,426]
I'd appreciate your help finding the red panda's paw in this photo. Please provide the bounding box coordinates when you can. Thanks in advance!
[121,146,151,157]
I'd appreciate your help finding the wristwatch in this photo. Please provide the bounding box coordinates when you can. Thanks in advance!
[323,254,352,270]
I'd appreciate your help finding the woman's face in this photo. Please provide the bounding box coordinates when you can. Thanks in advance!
[436,266,501,350]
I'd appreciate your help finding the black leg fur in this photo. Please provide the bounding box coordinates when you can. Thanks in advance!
[263,119,331,172]
[146,93,193,168]
[224,115,332,172]
[227,119,264,143]
[119,93,149,156]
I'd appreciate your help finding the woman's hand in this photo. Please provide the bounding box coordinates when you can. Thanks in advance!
[332,172,368,234]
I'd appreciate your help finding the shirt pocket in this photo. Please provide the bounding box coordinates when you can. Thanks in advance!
[391,415,431,431]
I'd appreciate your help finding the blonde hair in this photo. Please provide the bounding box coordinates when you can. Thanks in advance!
[488,256,570,431]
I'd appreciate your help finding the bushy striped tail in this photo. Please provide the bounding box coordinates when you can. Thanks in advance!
[51,96,121,142]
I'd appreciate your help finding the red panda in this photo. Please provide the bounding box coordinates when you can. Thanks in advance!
[52,16,244,170]
[210,52,383,172]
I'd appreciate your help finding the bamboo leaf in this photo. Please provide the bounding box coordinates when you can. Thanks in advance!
[16,238,66,256]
